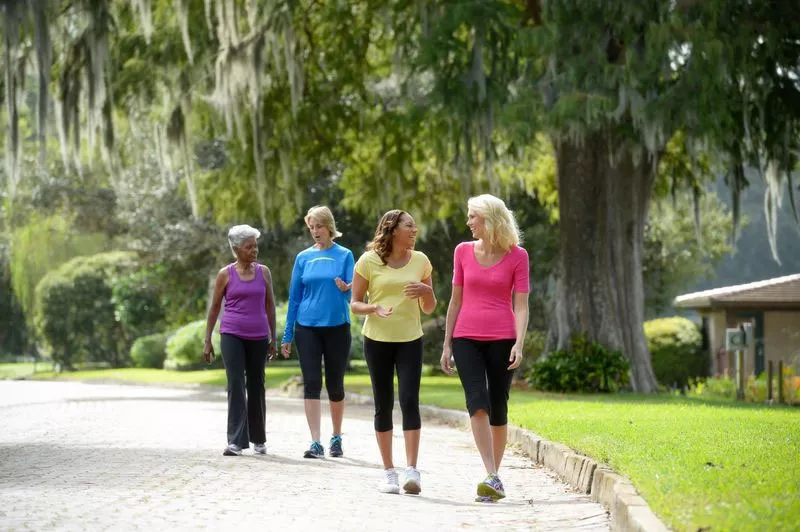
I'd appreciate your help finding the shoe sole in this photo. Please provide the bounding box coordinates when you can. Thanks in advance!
[403,480,421,495]
[476,483,505,500]
[303,452,324,459]
[222,449,242,456]
[475,496,497,503]
[329,450,343,457]
[379,487,400,494]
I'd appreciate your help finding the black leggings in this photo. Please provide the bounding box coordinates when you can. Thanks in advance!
[452,337,515,426]
[363,336,423,432]
[293,323,351,401]
[221,333,268,448]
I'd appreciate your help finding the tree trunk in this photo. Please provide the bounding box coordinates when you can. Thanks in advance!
[551,130,659,393]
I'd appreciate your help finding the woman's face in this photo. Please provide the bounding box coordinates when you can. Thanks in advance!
[466,209,486,240]
[392,213,418,249]
[235,237,258,263]
[307,218,332,245]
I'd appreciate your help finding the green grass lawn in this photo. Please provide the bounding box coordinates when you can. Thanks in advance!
[20,364,800,530]
[0,363,37,379]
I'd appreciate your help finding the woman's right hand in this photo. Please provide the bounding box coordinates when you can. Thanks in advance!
[281,342,292,358]
[203,339,215,363]
[374,305,393,318]
[440,345,455,375]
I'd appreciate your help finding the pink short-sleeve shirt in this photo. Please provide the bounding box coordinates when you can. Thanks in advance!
[452,242,530,341]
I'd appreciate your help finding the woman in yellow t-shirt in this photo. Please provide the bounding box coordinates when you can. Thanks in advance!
[351,209,437,495]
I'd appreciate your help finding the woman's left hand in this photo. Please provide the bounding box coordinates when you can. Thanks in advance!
[507,343,523,370]
[403,282,431,300]
[268,341,279,360]
[334,277,351,292]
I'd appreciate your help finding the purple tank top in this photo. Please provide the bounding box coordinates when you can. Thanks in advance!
[220,264,270,340]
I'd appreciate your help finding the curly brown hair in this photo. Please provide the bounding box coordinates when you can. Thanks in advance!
[367,209,408,264]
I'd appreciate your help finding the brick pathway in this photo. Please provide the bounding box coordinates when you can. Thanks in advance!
[0,381,608,531]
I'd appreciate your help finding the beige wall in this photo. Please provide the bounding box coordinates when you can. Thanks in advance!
[764,312,800,372]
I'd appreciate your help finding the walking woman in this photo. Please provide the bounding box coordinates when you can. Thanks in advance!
[440,194,529,502]
[351,210,436,495]
[281,206,354,459]
[204,224,282,456]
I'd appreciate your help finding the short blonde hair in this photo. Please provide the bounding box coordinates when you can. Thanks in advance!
[467,194,521,251]
[304,205,342,239]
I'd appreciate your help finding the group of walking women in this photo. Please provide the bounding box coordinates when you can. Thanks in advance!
[203,194,529,503]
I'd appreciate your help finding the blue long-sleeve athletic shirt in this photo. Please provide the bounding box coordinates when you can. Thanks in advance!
[281,243,354,344]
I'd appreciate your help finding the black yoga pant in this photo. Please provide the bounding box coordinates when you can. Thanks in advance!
[293,323,351,401]
[452,337,515,426]
[221,333,268,448]
[363,336,423,432]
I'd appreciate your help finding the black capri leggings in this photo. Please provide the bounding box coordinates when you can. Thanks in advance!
[363,336,423,432]
[452,337,516,426]
[293,323,351,401]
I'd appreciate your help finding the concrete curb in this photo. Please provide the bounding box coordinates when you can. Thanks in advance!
[332,386,669,532]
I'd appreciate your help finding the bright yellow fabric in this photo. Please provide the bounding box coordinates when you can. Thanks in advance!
[354,250,433,342]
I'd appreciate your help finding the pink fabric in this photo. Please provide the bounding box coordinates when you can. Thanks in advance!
[452,242,529,341]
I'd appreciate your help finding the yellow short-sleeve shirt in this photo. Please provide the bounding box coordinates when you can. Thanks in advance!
[354,250,433,342]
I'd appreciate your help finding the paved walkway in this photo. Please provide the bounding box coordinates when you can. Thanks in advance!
[0,381,609,531]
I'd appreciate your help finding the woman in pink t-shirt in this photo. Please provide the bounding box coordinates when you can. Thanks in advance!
[441,194,529,503]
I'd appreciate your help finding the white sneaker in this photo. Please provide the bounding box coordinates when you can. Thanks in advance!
[403,466,422,494]
[378,468,400,494]
[254,443,266,455]
[222,443,242,456]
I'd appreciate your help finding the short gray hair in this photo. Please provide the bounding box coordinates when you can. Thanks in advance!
[227,224,261,251]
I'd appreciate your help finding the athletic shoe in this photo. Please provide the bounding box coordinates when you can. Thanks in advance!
[477,474,505,500]
[253,443,266,455]
[379,468,400,494]
[303,441,325,459]
[403,466,422,495]
[222,443,242,456]
[475,495,497,503]
[329,435,343,457]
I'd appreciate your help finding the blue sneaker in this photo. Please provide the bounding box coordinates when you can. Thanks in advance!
[329,435,343,457]
[477,474,506,500]
[303,441,324,459]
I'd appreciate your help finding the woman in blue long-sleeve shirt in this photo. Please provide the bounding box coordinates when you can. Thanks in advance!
[281,206,355,459]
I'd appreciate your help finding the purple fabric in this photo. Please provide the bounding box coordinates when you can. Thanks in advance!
[220,264,270,340]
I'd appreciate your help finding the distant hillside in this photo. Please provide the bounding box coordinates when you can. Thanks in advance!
[690,168,800,292]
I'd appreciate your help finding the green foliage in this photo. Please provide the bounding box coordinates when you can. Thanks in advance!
[164,320,221,371]
[130,331,170,369]
[643,193,734,317]
[528,334,630,393]
[112,270,165,339]
[644,317,709,388]
[516,329,547,379]
[33,251,139,369]
[10,214,108,321]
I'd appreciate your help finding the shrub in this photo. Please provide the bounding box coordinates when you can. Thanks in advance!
[34,252,139,370]
[644,316,709,388]
[130,332,170,369]
[528,333,630,393]
[164,320,222,370]
[516,329,547,380]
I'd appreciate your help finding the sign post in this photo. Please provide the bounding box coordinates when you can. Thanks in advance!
[726,325,750,401]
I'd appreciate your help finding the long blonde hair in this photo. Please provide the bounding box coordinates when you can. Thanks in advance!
[467,194,521,251]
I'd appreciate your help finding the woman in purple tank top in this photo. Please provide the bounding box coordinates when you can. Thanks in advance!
[203,224,285,456]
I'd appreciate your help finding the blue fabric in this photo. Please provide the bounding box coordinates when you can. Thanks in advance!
[281,243,354,344]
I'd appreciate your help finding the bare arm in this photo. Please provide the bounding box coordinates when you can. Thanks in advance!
[417,276,437,315]
[350,272,392,317]
[508,291,530,370]
[440,285,463,374]
[263,265,279,358]
[204,268,229,362]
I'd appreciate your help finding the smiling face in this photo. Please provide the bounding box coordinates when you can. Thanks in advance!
[466,209,487,240]
[392,213,418,250]
[234,237,258,263]
[307,217,332,246]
